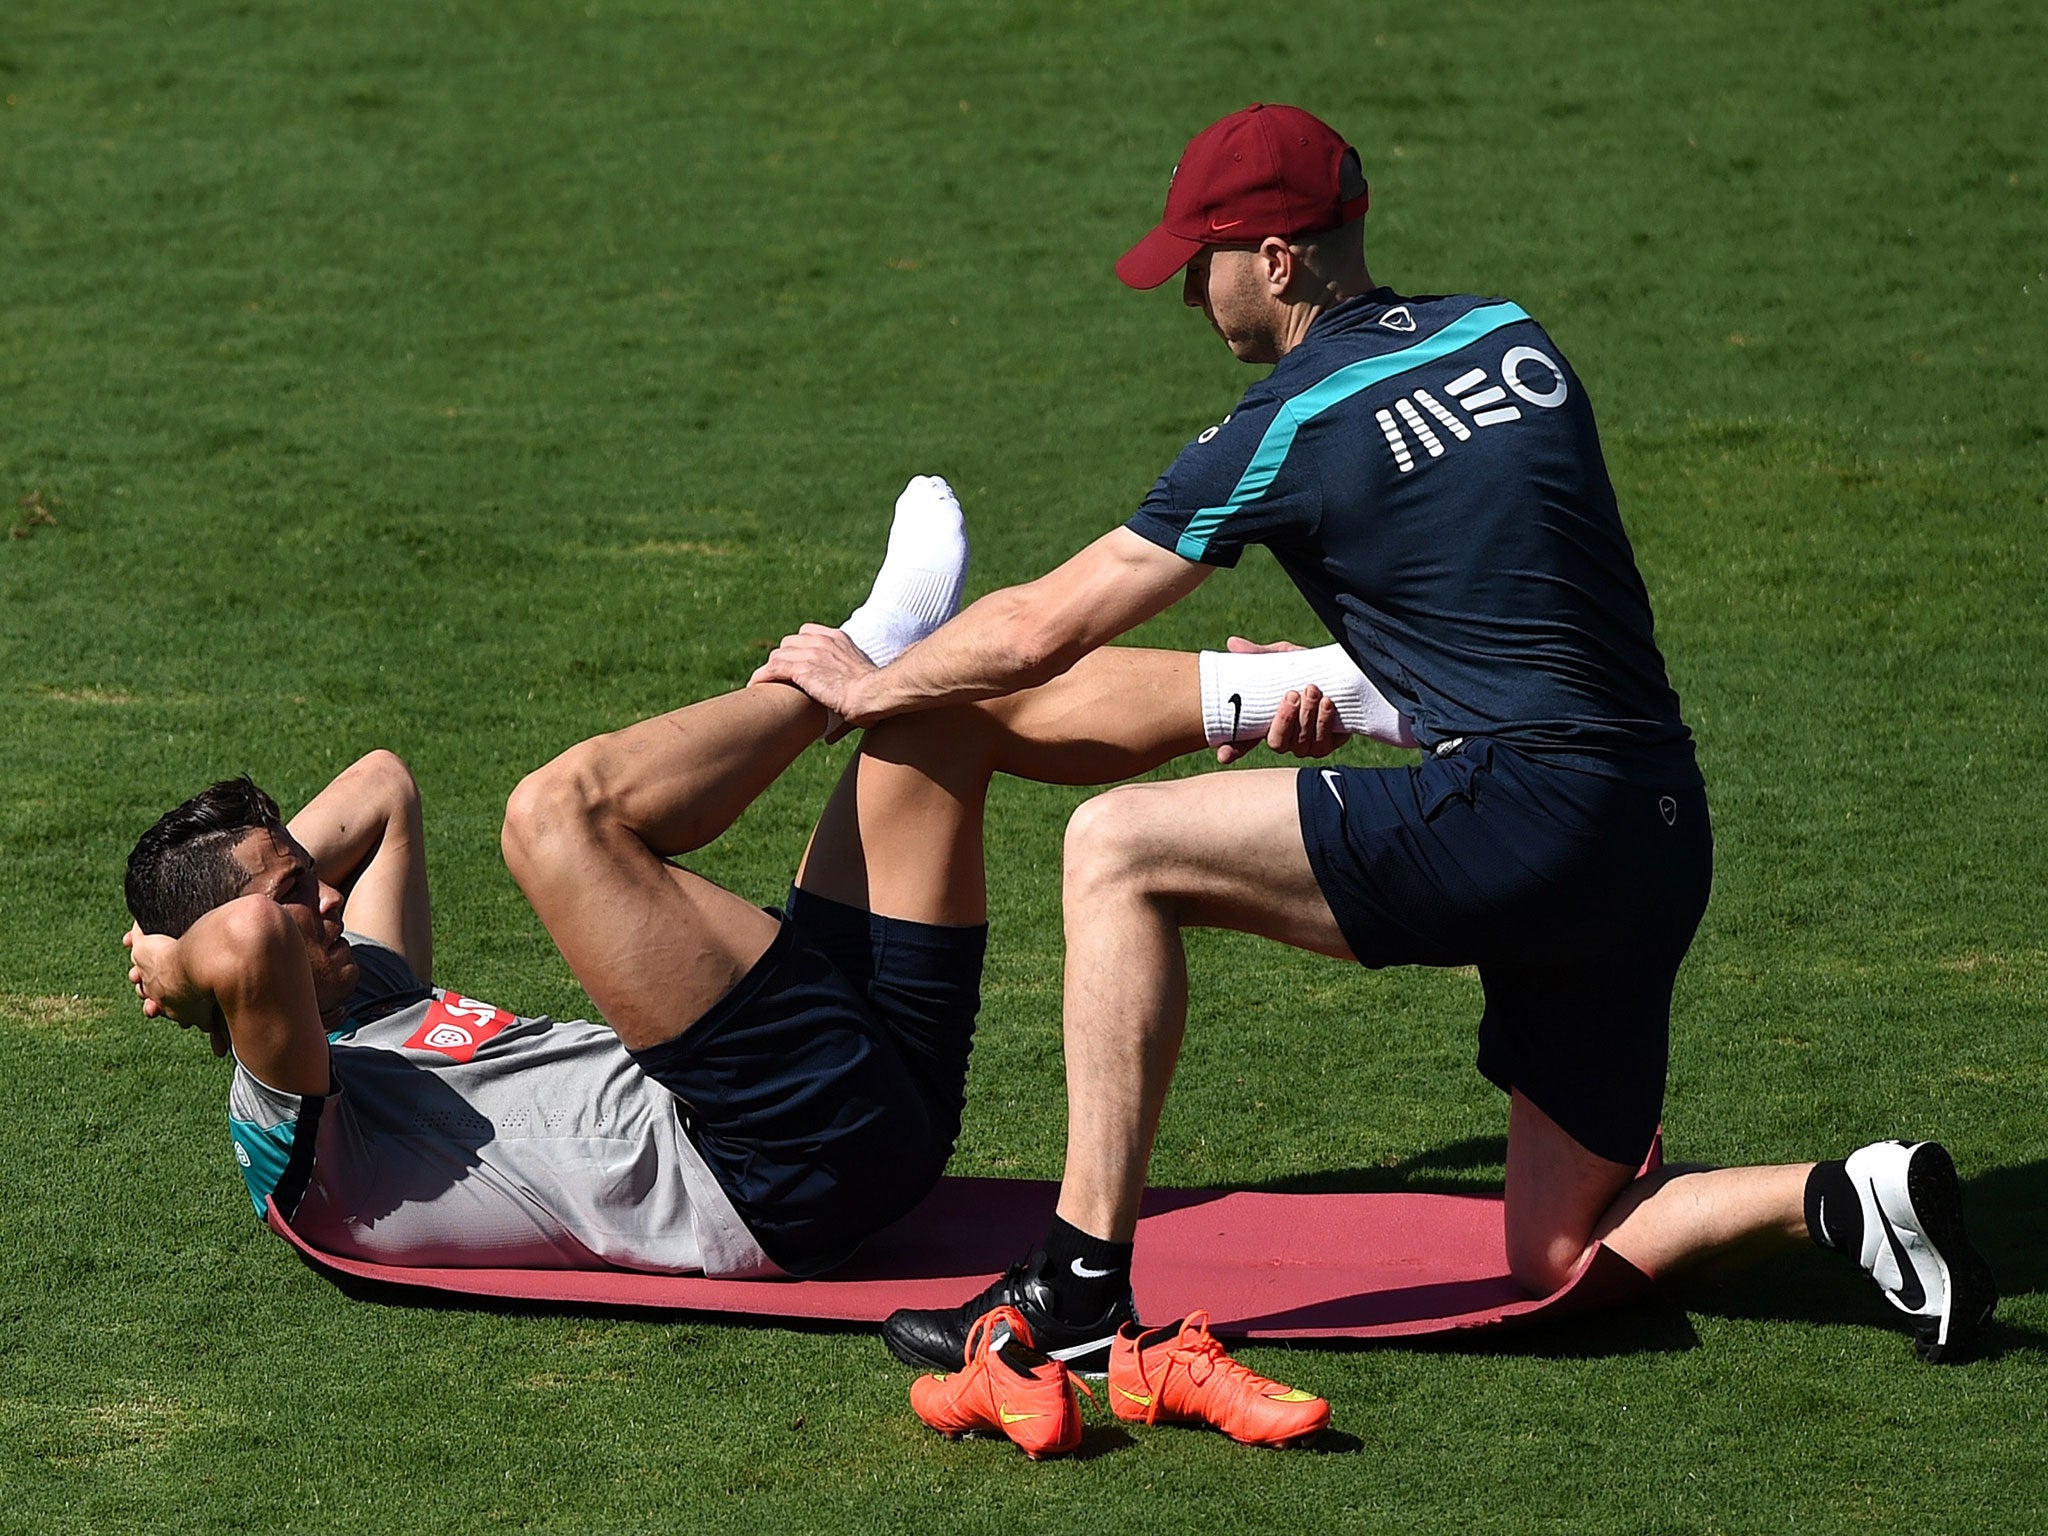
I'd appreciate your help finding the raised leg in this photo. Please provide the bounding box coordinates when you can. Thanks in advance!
[501,684,829,1050]
[503,474,981,1050]
[503,647,1216,1053]
[795,647,1212,927]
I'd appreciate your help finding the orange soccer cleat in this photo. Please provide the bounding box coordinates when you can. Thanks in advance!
[909,1305,1092,1460]
[1107,1310,1330,1448]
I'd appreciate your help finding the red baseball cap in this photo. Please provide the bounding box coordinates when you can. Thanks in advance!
[1115,103,1370,290]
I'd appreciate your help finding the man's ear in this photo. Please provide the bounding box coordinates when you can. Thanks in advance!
[1258,235,1296,297]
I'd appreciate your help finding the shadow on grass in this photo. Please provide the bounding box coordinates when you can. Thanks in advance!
[1280,1295,1705,1362]
[1303,1427,1367,1455]
[1248,1135,1509,1196]
[1432,1298,1701,1359]
[1962,1159,2047,1300]
[1070,1423,1136,1462]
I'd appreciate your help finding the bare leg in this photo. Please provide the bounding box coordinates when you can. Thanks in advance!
[796,647,1210,927]
[1054,769,1353,1242]
[501,684,828,1050]
[504,649,1212,1053]
[1503,1093,1810,1291]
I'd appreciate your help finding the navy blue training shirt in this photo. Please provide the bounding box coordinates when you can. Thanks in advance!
[1126,289,1700,784]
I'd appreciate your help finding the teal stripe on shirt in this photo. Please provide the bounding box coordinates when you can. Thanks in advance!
[230,1116,298,1216]
[1173,301,1532,561]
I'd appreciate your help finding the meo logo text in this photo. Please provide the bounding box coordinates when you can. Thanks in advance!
[1375,345,1569,473]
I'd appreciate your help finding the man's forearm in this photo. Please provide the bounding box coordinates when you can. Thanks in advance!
[849,583,1087,720]
[286,750,432,978]
[755,526,1211,723]
[844,527,1213,721]
[289,750,420,894]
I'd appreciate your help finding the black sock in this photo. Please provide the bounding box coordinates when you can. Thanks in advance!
[1037,1215,1133,1322]
[1804,1160,1864,1255]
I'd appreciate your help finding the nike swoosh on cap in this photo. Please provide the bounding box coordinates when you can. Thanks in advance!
[1208,215,1244,232]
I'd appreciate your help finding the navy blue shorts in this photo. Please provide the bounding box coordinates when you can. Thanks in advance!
[627,887,985,1277]
[1297,739,1712,1167]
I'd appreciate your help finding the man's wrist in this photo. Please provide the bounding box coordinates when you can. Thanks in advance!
[163,948,223,1030]
[843,667,888,725]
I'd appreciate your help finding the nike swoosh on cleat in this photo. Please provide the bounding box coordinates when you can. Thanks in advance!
[1227,691,1244,740]
[1266,1389,1319,1402]
[1114,1386,1153,1407]
[1873,1186,1928,1312]
[997,1405,1043,1425]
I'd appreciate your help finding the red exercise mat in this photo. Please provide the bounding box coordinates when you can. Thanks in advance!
[267,1166,1655,1342]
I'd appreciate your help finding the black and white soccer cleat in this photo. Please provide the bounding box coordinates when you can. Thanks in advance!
[882,1252,1134,1377]
[1842,1140,1997,1364]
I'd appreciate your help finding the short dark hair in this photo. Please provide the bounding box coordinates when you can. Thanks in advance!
[125,776,285,937]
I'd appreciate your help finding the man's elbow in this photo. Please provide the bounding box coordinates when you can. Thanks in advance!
[1007,630,1071,687]
[348,750,424,830]
[204,897,303,990]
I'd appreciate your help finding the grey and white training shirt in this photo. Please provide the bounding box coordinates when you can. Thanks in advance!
[225,933,775,1277]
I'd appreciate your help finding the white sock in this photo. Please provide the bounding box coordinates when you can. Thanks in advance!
[1198,644,1419,749]
[838,475,970,667]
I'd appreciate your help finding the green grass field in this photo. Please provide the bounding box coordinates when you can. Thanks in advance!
[4,1,2044,1529]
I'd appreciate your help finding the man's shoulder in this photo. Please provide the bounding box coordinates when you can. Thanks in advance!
[1295,291,1546,365]
[340,931,432,1027]
[1270,291,1574,430]
[331,986,581,1071]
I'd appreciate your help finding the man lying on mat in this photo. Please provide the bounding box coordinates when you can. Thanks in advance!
[120,477,1400,1281]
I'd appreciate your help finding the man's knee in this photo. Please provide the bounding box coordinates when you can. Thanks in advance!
[1063,786,1164,906]
[1504,1224,1592,1296]
[502,747,610,882]
[1503,1091,1641,1295]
